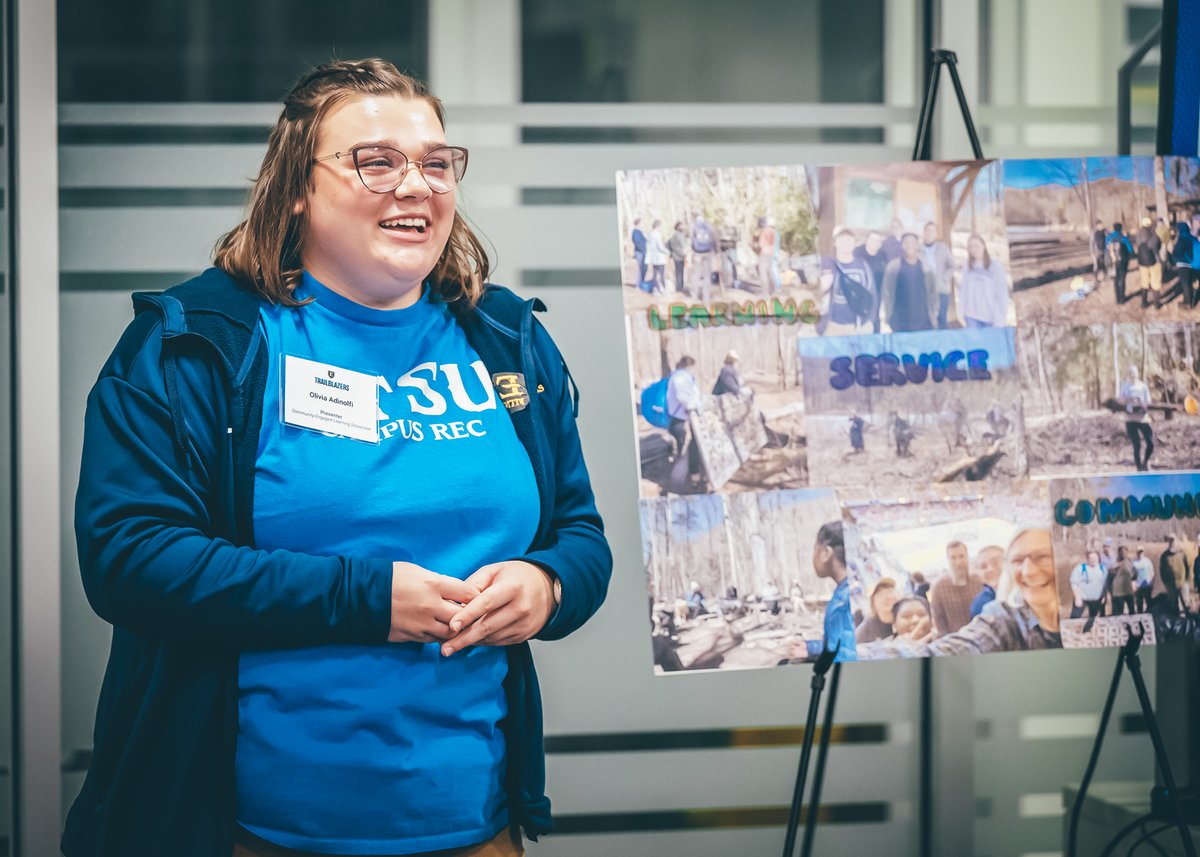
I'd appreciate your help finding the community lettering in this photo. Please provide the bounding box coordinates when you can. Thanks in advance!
[1055,493,1200,526]
[829,349,992,390]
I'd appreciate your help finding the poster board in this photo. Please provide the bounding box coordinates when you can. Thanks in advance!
[621,157,1200,673]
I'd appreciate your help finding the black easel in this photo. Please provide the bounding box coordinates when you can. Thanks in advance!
[782,50,986,857]
[1065,625,1197,857]
[912,49,984,162]
[910,47,987,857]
[781,645,839,857]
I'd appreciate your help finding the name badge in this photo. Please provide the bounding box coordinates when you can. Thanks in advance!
[281,354,379,444]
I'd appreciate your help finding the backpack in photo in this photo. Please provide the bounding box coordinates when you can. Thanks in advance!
[640,377,672,428]
[836,265,875,320]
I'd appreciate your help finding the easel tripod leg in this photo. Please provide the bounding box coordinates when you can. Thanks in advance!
[800,661,842,857]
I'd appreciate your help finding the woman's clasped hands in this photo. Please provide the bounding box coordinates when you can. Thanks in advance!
[388,560,557,654]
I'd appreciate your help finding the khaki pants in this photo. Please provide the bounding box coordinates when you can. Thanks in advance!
[1139,262,1163,292]
[233,826,524,857]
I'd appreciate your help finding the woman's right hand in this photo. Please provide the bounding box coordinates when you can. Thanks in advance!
[389,561,481,643]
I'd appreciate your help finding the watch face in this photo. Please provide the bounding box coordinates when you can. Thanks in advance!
[553,577,563,605]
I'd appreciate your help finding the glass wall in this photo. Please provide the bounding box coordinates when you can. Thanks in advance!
[521,0,884,104]
[58,0,428,102]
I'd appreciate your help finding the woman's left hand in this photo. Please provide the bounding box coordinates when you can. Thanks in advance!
[440,561,556,656]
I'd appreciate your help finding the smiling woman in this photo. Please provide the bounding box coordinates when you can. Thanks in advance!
[299,96,461,309]
[62,58,612,857]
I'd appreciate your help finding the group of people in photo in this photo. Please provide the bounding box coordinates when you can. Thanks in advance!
[820,528,1063,659]
[1091,214,1200,310]
[818,219,1010,337]
[627,213,782,300]
[1068,534,1198,618]
[655,350,771,494]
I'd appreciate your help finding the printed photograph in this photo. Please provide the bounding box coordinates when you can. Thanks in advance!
[644,489,846,673]
[1005,156,1200,326]
[1018,322,1200,476]
[809,160,1011,335]
[628,322,807,496]
[797,328,1025,490]
[616,165,821,328]
[1050,472,1200,646]
[841,483,1061,658]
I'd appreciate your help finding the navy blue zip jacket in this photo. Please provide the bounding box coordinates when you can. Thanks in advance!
[62,268,612,857]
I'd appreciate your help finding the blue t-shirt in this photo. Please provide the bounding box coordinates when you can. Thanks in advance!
[824,578,859,662]
[237,273,540,854]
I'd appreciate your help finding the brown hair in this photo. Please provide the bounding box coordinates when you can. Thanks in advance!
[967,233,991,269]
[213,58,490,307]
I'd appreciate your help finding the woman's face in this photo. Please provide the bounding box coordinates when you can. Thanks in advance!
[968,237,985,261]
[872,587,899,623]
[301,95,456,309]
[892,601,927,636]
[1007,530,1057,616]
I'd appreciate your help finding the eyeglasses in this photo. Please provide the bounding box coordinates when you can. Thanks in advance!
[1007,550,1054,569]
[312,145,469,194]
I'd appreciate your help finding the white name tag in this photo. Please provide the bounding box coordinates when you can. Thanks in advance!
[281,354,380,444]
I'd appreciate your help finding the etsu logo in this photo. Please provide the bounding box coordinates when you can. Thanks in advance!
[328,370,335,379]
[375,359,499,443]
[492,372,530,411]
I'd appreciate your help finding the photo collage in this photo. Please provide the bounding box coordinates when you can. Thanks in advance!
[619,157,1200,673]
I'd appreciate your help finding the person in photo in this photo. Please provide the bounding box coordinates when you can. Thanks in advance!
[690,213,719,302]
[754,216,781,295]
[646,218,669,294]
[1092,219,1109,282]
[1104,545,1136,615]
[818,227,877,336]
[888,596,932,641]
[922,221,956,329]
[889,410,915,457]
[1169,221,1197,308]
[854,230,888,332]
[1107,222,1133,306]
[761,580,782,616]
[1160,535,1191,614]
[1099,537,1117,571]
[667,220,688,293]
[1069,549,1108,619]
[969,544,1005,618]
[881,233,938,332]
[929,540,983,636]
[959,234,1009,328]
[813,521,858,662]
[1134,217,1163,309]
[711,350,749,397]
[855,577,898,643]
[666,355,705,491]
[1133,545,1156,613]
[849,413,866,455]
[882,218,905,262]
[631,216,648,291]
[1119,364,1154,472]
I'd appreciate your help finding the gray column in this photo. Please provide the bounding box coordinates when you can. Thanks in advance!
[14,0,63,852]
